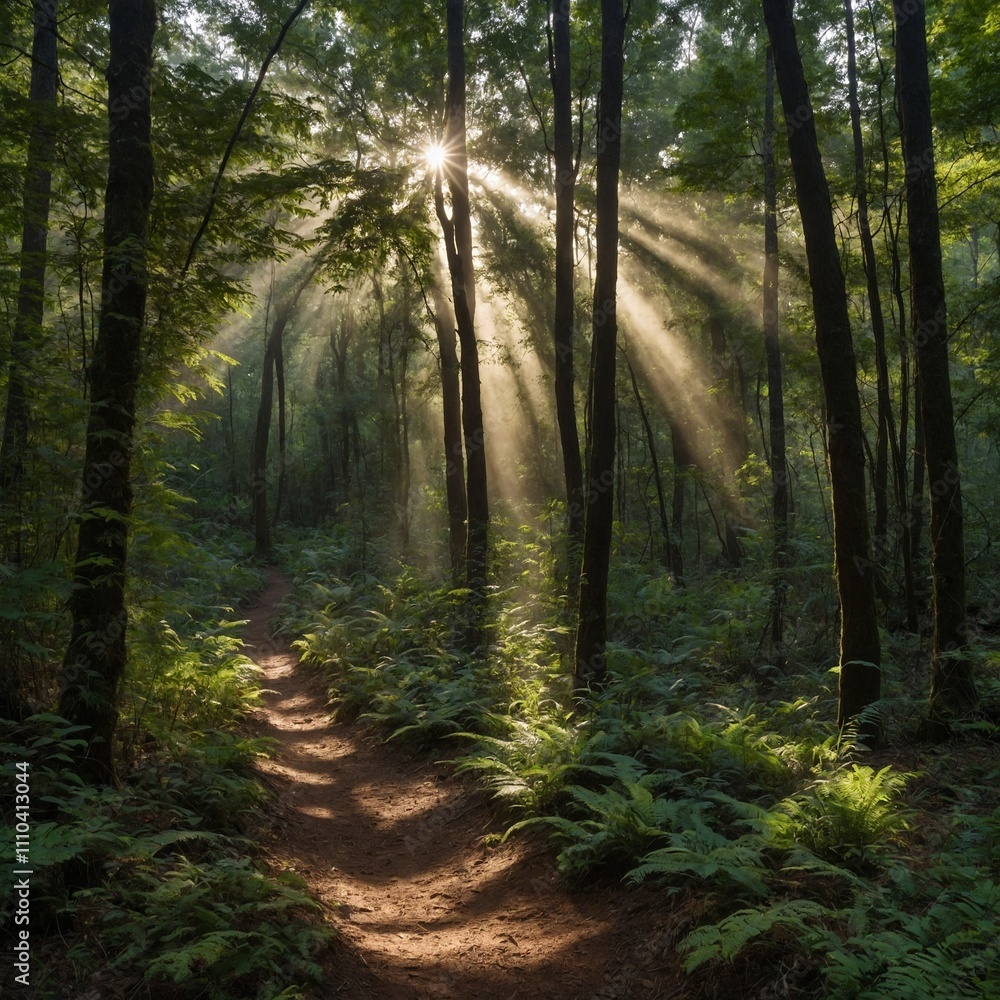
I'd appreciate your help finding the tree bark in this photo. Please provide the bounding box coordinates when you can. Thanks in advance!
[892,0,975,720]
[398,268,412,546]
[574,0,625,692]
[763,0,881,729]
[549,0,585,560]
[887,196,920,631]
[437,0,489,602]
[430,262,468,586]
[0,0,59,548]
[669,416,690,581]
[272,320,287,527]
[845,0,899,608]
[250,267,315,557]
[59,0,157,785]
[763,44,790,665]
[624,352,680,580]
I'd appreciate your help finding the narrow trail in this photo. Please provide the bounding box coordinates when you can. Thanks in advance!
[243,568,683,1000]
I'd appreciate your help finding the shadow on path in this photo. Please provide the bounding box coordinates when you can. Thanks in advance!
[244,568,683,1000]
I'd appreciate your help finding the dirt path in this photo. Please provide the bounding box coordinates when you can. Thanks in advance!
[243,569,684,1000]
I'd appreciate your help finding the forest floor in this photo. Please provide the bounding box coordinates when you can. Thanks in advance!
[243,568,697,1000]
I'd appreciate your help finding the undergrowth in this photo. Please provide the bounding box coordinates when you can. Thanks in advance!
[279,521,1000,997]
[1,520,331,1000]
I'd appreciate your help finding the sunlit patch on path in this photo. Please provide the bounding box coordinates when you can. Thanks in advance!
[242,569,679,1000]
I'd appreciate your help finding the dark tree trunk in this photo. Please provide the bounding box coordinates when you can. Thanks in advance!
[763,0,881,729]
[0,0,59,544]
[669,416,690,581]
[893,0,975,720]
[250,268,314,557]
[59,0,156,785]
[430,268,467,586]
[763,45,790,664]
[887,197,920,631]
[574,0,625,692]
[0,0,58,721]
[272,322,287,527]
[624,352,680,581]
[437,0,489,602]
[333,312,354,495]
[549,0,585,559]
[845,0,899,609]
[398,269,412,546]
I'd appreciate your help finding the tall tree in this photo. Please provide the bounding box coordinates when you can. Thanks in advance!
[763,0,881,729]
[844,0,899,608]
[762,44,789,664]
[548,0,585,561]
[435,0,489,600]
[429,258,468,586]
[59,0,157,784]
[892,0,975,721]
[250,265,316,557]
[0,0,58,550]
[574,0,625,692]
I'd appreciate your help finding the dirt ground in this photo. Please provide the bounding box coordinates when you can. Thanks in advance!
[242,569,692,1000]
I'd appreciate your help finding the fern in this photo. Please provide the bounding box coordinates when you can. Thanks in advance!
[681,898,840,972]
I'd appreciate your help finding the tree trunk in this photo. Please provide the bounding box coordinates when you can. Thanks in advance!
[437,0,489,602]
[624,352,680,581]
[398,269,412,546]
[763,0,881,729]
[0,0,59,549]
[574,0,625,692]
[763,44,790,665]
[333,311,354,496]
[892,0,975,721]
[845,0,899,609]
[250,267,315,557]
[887,196,920,631]
[272,321,287,527]
[430,264,468,586]
[0,0,58,721]
[549,0,585,561]
[59,0,156,785]
[669,416,689,581]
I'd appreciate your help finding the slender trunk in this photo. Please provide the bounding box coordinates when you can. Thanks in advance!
[624,352,680,580]
[59,0,156,785]
[763,0,881,730]
[887,197,920,631]
[893,0,974,720]
[0,0,58,720]
[575,0,625,692]
[430,265,467,585]
[549,0,585,558]
[438,0,489,603]
[845,0,899,607]
[0,0,59,546]
[272,323,287,527]
[670,416,689,581]
[399,270,412,546]
[763,45,790,664]
[334,313,353,495]
[250,267,314,557]
[226,366,238,495]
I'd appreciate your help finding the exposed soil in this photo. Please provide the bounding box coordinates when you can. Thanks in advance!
[242,568,692,1000]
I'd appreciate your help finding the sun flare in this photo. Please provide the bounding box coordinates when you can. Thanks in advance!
[425,143,447,171]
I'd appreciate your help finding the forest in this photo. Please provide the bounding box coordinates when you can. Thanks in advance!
[1,0,999,996]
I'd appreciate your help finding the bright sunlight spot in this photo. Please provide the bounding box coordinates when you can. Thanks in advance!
[425,142,447,171]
